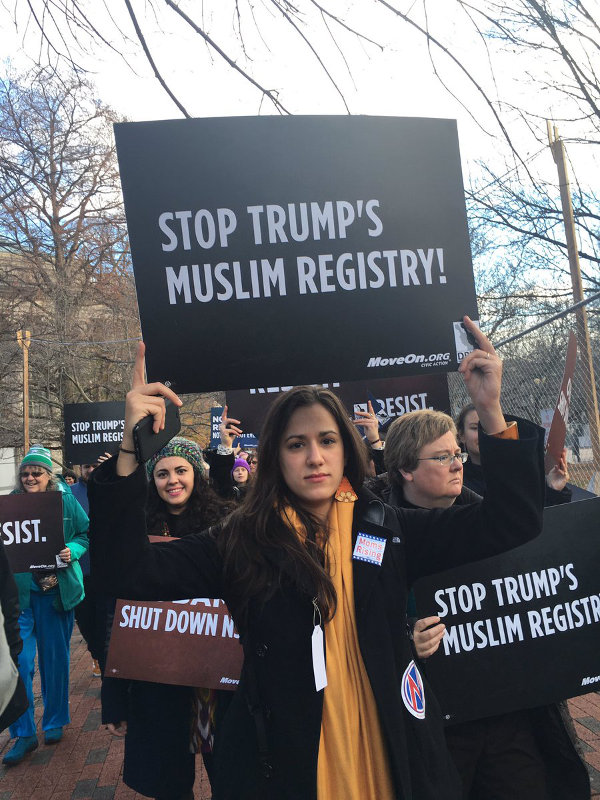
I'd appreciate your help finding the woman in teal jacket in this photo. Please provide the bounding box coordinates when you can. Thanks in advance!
[3,445,89,766]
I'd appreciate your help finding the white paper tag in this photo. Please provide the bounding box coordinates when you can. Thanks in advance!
[352,532,386,566]
[311,625,327,692]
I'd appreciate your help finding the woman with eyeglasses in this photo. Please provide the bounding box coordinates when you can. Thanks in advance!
[451,405,587,800]
[3,445,89,766]
[374,411,589,800]
[368,409,479,511]
[89,319,546,800]
[367,408,482,658]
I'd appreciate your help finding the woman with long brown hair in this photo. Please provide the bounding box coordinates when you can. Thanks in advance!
[90,319,545,800]
[102,437,234,800]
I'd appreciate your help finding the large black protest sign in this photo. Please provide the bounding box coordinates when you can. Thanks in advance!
[64,402,125,464]
[226,374,450,434]
[412,498,600,725]
[115,116,478,393]
[0,494,65,572]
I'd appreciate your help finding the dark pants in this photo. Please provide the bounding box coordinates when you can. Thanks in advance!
[445,711,547,800]
[123,681,195,799]
[74,575,103,661]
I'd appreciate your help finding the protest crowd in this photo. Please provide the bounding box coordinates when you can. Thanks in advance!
[0,99,598,800]
[0,313,597,800]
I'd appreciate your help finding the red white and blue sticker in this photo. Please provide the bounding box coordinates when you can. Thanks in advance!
[401,660,426,719]
[352,533,386,566]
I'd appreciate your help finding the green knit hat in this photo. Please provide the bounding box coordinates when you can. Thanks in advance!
[20,444,53,473]
[145,437,206,479]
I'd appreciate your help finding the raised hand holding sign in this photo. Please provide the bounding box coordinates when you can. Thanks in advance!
[117,342,183,477]
[458,315,506,435]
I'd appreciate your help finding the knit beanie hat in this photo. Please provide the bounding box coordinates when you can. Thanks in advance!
[146,437,206,478]
[20,444,53,473]
[231,458,250,477]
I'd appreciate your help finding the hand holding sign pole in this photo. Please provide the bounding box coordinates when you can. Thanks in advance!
[546,448,570,492]
[117,342,183,478]
[220,406,243,448]
[413,616,446,660]
[457,315,506,435]
[352,400,382,448]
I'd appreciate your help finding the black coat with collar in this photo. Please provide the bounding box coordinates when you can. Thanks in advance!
[370,438,589,800]
[0,541,27,733]
[368,472,482,510]
[89,418,544,800]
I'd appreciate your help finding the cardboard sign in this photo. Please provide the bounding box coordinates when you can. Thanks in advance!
[544,331,577,471]
[114,116,478,393]
[105,598,243,690]
[539,409,553,447]
[0,493,65,572]
[412,498,600,725]
[64,402,125,465]
[225,374,451,435]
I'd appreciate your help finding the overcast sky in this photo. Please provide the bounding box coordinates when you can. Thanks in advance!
[1,1,596,205]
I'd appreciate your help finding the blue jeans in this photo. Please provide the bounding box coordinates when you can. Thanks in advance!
[9,592,74,737]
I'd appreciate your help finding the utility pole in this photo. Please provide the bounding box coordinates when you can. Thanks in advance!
[16,330,31,453]
[547,122,600,485]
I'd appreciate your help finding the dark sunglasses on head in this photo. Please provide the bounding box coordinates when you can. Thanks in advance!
[21,470,45,479]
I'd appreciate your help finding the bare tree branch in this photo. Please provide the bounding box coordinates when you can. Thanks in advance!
[164,0,291,114]
[122,0,191,118]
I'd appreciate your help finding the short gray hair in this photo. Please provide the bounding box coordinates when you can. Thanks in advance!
[384,410,457,486]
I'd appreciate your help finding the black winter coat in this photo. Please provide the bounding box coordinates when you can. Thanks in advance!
[460,448,590,800]
[368,473,482,510]
[0,541,27,733]
[371,471,590,800]
[89,420,544,800]
[101,501,233,798]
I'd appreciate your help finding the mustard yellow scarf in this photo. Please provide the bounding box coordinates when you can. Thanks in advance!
[285,489,394,799]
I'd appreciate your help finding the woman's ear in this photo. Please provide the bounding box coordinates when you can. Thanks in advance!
[399,467,414,483]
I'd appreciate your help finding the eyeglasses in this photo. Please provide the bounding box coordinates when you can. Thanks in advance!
[20,470,45,479]
[417,452,468,466]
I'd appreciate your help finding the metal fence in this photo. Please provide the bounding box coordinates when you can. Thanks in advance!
[448,296,600,494]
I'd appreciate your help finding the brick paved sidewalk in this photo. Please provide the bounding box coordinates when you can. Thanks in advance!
[0,627,599,799]
[569,692,600,797]
[0,629,211,800]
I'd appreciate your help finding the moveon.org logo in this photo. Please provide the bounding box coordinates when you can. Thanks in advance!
[581,674,600,686]
[367,353,450,368]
